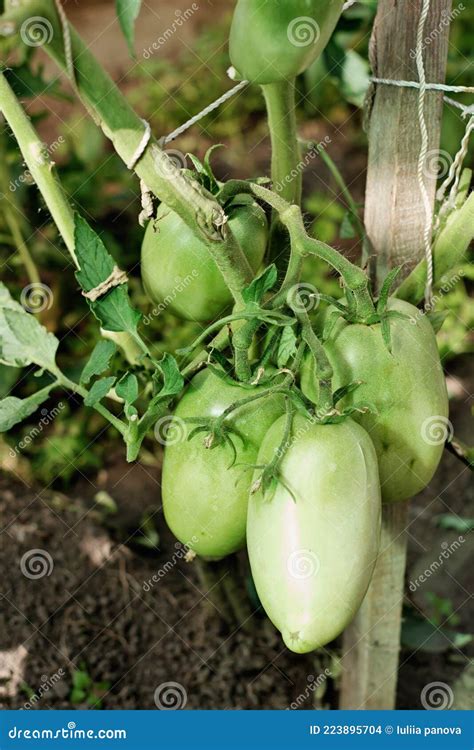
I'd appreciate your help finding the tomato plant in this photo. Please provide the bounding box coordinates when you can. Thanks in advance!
[0,0,468,680]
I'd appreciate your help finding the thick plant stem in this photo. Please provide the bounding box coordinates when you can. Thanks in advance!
[262,79,302,271]
[0,71,77,264]
[263,80,302,206]
[0,0,253,304]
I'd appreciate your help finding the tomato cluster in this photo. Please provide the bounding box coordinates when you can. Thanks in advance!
[151,252,448,652]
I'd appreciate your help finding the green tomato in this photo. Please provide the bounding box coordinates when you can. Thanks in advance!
[229,0,344,85]
[141,198,267,322]
[162,369,285,559]
[247,414,381,654]
[302,299,449,503]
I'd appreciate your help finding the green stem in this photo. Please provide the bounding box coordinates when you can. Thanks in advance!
[287,288,333,413]
[0,1,253,304]
[233,319,260,382]
[0,71,77,264]
[57,372,126,436]
[262,79,302,270]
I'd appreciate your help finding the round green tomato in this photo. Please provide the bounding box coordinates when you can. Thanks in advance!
[229,0,344,85]
[247,414,381,654]
[162,369,285,559]
[302,298,449,503]
[141,198,267,322]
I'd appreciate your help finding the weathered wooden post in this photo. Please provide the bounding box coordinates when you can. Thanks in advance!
[339,0,452,710]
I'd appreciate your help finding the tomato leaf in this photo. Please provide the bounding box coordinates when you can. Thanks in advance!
[74,216,141,334]
[157,353,184,398]
[242,265,278,305]
[377,266,403,314]
[116,372,139,405]
[0,385,56,432]
[116,0,142,57]
[84,376,116,407]
[277,325,297,368]
[0,285,59,371]
[340,211,356,239]
[80,340,117,385]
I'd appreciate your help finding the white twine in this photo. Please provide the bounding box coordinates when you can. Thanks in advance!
[371,78,474,95]
[435,114,474,230]
[127,118,152,170]
[161,79,249,145]
[414,0,434,308]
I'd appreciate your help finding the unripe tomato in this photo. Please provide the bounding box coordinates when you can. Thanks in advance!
[229,0,345,85]
[302,299,449,502]
[247,414,381,653]
[141,198,268,322]
[162,369,285,559]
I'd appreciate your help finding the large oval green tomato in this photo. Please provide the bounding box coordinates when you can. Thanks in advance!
[247,414,381,653]
[229,0,344,85]
[302,298,449,503]
[162,369,285,559]
[141,198,267,322]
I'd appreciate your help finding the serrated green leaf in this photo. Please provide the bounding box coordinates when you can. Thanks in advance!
[0,287,59,370]
[116,373,139,405]
[80,340,116,385]
[242,265,278,305]
[158,353,184,399]
[277,326,297,368]
[0,385,56,432]
[116,0,142,57]
[84,376,116,407]
[74,216,141,335]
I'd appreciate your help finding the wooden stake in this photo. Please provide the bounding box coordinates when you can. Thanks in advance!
[339,0,452,710]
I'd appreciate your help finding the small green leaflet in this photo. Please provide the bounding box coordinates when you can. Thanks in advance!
[0,284,58,371]
[84,377,116,407]
[277,326,297,368]
[116,373,139,406]
[157,353,184,399]
[0,385,56,432]
[74,216,141,334]
[80,340,117,385]
[242,265,278,305]
[340,211,356,239]
[116,0,142,57]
